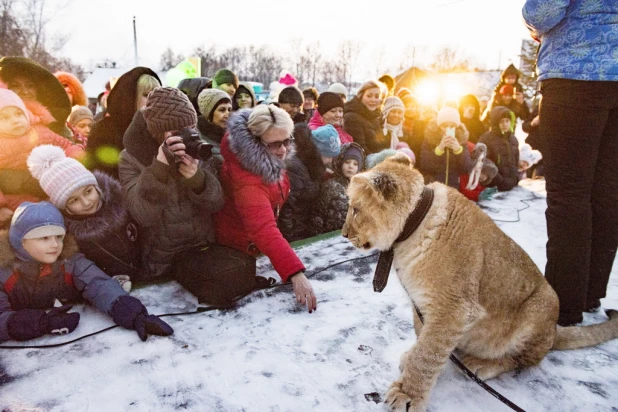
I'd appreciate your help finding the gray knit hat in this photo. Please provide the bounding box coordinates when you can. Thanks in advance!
[69,105,94,126]
[142,87,197,142]
[197,88,231,121]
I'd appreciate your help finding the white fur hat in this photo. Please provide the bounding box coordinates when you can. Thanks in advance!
[27,145,97,209]
[327,83,349,98]
[436,106,461,127]
[519,143,542,167]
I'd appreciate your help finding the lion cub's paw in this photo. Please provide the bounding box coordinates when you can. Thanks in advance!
[461,355,509,381]
[399,349,412,373]
[384,380,426,412]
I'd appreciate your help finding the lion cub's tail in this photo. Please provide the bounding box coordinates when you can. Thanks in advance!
[553,310,618,350]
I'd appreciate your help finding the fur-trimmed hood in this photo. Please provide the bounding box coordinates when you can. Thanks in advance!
[54,72,87,107]
[423,119,469,147]
[63,171,130,242]
[225,109,292,184]
[0,229,79,268]
[0,57,71,135]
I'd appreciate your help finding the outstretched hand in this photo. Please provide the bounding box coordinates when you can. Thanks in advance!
[291,272,317,313]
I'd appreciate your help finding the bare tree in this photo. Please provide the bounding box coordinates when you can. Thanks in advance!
[192,44,218,77]
[159,47,184,71]
[0,0,84,78]
[305,42,322,86]
[335,40,362,87]
[429,46,472,73]
[0,0,25,56]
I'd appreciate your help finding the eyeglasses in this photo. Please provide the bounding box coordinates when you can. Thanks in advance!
[261,137,294,151]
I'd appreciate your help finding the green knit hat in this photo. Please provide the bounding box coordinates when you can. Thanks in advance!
[213,69,239,89]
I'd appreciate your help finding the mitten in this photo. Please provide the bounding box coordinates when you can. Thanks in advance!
[7,305,80,341]
[478,187,498,201]
[111,296,173,341]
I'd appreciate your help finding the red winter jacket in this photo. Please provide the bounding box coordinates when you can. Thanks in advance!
[214,135,305,283]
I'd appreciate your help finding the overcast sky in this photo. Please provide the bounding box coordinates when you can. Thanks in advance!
[46,0,530,78]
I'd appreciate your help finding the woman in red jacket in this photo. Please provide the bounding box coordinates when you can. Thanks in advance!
[215,105,317,313]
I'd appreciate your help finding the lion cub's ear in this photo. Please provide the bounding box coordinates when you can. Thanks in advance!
[385,152,412,168]
[351,172,398,202]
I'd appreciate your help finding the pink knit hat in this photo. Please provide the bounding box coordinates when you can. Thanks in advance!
[27,145,97,209]
[0,88,29,120]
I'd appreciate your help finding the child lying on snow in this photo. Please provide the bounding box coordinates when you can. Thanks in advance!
[0,201,173,343]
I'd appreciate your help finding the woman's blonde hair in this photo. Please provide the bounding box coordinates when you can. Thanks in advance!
[247,104,293,137]
[356,80,382,99]
[135,74,161,109]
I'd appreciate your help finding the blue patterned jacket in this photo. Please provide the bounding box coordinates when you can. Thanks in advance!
[522,1,618,81]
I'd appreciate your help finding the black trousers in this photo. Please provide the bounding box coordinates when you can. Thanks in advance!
[540,78,618,319]
[173,244,258,305]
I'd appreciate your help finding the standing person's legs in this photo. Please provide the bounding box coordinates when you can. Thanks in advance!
[589,102,618,308]
[540,79,610,326]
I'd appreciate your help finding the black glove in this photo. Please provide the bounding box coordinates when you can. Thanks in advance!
[7,305,80,342]
[111,296,173,341]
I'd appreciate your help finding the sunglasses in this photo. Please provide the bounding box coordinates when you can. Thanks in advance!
[261,137,294,151]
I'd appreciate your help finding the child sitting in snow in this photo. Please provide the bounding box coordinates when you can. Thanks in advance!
[310,142,365,236]
[518,143,542,180]
[478,106,519,191]
[0,201,173,343]
[28,145,142,292]
[0,88,85,225]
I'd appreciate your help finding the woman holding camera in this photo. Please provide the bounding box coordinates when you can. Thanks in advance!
[118,87,259,305]
[215,105,317,313]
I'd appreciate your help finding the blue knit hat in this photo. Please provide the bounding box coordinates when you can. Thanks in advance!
[311,125,341,157]
[9,201,66,262]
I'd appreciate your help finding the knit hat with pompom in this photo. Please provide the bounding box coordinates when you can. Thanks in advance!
[27,144,97,209]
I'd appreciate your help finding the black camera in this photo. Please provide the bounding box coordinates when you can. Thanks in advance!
[179,128,213,161]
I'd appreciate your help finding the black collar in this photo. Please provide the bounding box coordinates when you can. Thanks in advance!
[373,186,434,292]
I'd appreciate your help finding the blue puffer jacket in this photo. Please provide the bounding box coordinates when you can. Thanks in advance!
[0,231,127,342]
[522,1,618,81]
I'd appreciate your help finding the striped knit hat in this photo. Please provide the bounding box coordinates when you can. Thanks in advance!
[27,145,97,209]
[142,87,197,142]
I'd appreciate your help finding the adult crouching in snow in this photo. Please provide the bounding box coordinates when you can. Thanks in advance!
[215,105,317,313]
[118,87,259,306]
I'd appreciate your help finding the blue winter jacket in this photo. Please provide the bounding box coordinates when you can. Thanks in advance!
[0,232,127,342]
[522,1,618,81]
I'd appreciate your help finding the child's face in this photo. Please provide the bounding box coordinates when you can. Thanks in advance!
[65,185,101,215]
[0,106,29,136]
[74,118,93,138]
[499,118,511,133]
[342,159,359,178]
[22,235,64,264]
[505,74,517,85]
[386,108,404,126]
[236,92,253,109]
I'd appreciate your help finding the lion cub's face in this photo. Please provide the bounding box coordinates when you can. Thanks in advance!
[342,153,424,251]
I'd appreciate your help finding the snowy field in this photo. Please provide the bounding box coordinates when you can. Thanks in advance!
[1,179,618,412]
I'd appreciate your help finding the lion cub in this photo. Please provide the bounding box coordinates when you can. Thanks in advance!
[342,153,618,412]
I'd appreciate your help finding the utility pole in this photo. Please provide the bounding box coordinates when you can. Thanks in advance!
[497,49,502,70]
[133,16,139,66]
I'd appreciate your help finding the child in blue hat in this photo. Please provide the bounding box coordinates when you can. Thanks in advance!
[0,201,173,342]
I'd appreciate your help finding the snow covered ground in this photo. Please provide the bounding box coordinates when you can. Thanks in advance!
[1,179,618,412]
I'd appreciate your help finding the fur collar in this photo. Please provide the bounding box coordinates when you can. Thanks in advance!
[226,109,290,184]
[0,229,79,268]
[63,171,130,242]
[423,120,469,147]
